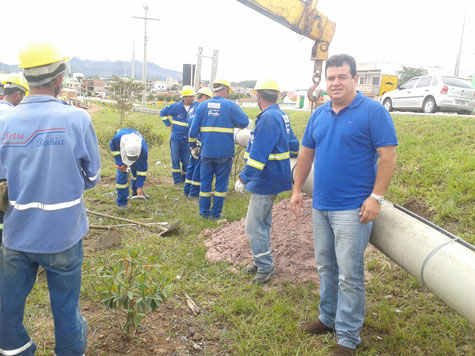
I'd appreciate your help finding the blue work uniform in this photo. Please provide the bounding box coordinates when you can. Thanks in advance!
[0,100,14,240]
[160,101,190,184]
[110,129,148,207]
[0,95,101,356]
[189,96,249,218]
[239,104,299,272]
[184,101,201,197]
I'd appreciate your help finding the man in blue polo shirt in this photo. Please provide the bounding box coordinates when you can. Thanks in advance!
[290,54,398,356]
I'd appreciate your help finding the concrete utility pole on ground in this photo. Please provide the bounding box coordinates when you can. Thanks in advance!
[454,9,466,77]
[132,5,159,108]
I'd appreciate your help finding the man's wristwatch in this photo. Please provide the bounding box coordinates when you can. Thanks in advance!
[370,193,384,204]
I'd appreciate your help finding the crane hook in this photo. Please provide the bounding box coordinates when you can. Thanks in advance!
[307,60,323,112]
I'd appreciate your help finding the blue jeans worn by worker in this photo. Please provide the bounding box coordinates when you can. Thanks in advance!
[312,208,373,350]
[245,193,277,274]
[199,158,232,218]
[116,167,138,206]
[0,241,87,356]
[170,137,189,184]
[184,155,201,197]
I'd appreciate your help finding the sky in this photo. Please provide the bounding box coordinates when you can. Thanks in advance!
[1,0,474,91]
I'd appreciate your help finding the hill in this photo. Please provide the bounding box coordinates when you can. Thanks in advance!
[0,58,182,81]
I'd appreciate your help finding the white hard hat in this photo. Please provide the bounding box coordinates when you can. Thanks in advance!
[120,133,142,166]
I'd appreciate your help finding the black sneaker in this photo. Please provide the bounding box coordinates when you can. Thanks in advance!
[243,264,258,274]
[251,267,275,284]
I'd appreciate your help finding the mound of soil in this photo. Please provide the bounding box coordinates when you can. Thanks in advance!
[204,197,320,284]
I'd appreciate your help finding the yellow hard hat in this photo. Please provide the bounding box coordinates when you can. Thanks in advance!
[181,85,196,97]
[197,87,213,98]
[2,72,29,93]
[213,79,232,93]
[18,42,69,69]
[254,78,280,92]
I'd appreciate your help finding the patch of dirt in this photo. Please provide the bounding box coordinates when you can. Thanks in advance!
[204,197,378,284]
[402,199,434,221]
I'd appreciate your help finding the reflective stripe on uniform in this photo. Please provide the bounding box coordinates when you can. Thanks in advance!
[0,339,34,355]
[116,183,129,189]
[268,152,290,160]
[247,158,265,170]
[290,150,299,155]
[9,198,82,211]
[188,137,197,143]
[199,191,212,197]
[111,151,120,156]
[214,191,227,197]
[161,117,169,121]
[136,171,147,176]
[171,120,188,127]
[200,127,234,133]
[190,180,200,186]
[0,224,3,230]
[87,169,101,181]
[171,168,181,173]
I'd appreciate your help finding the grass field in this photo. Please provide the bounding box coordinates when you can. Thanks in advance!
[24,106,475,355]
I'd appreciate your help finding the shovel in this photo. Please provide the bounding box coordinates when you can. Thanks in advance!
[87,209,181,236]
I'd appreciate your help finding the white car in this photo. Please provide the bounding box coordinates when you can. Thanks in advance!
[382,75,475,114]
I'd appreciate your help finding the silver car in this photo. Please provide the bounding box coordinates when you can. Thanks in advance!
[382,75,475,114]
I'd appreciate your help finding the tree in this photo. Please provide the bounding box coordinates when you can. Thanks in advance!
[396,66,428,86]
[110,75,144,126]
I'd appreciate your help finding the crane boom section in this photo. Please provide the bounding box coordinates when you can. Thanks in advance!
[236,0,335,60]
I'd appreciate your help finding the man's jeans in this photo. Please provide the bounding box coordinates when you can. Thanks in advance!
[245,193,277,273]
[0,241,87,356]
[312,208,373,349]
[199,158,232,218]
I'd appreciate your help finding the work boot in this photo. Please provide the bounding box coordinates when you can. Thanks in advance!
[332,345,355,356]
[251,267,275,284]
[117,205,128,215]
[243,264,258,274]
[300,319,333,335]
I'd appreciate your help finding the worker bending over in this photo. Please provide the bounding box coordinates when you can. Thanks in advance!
[160,86,195,184]
[189,79,249,219]
[235,79,299,284]
[184,87,212,198]
[0,42,101,356]
[110,128,148,211]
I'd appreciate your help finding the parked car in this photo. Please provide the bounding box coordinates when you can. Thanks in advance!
[381,75,475,114]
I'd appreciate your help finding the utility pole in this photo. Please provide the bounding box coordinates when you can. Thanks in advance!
[131,40,135,80]
[454,9,466,77]
[132,5,159,108]
[193,47,219,91]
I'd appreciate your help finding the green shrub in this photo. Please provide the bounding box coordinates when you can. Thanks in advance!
[95,246,171,336]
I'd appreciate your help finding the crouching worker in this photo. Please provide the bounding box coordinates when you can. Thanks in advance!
[235,79,299,284]
[110,128,148,211]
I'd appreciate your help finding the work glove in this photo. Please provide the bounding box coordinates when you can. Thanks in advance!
[191,146,201,160]
[234,178,245,194]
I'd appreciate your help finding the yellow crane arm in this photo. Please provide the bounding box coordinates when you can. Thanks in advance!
[236,0,336,110]
[235,0,335,61]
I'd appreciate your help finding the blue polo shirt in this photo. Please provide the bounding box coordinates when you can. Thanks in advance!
[301,91,398,210]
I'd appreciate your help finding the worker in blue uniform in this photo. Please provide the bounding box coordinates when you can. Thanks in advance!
[110,128,148,211]
[189,79,249,219]
[0,42,101,356]
[183,87,213,198]
[235,79,299,284]
[0,73,29,244]
[160,86,195,184]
